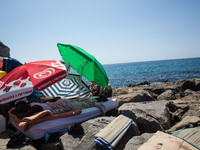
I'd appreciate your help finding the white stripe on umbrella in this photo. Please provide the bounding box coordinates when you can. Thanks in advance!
[42,74,90,98]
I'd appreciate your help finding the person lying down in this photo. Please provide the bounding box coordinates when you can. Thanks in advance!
[11,97,106,120]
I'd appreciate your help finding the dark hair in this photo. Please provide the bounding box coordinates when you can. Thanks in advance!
[15,101,29,113]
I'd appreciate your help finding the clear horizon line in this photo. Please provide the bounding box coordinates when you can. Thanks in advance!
[103,56,200,65]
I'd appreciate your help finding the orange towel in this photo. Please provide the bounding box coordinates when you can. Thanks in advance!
[8,108,82,132]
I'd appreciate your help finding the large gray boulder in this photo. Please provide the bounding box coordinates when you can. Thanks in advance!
[118,100,171,133]
[150,82,175,89]
[166,116,200,132]
[195,78,200,91]
[173,78,200,92]
[60,116,140,150]
[182,104,200,118]
[157,89,177,100]
[112,88,155,106]
[0,41,10,57]
[124,133,154,150]
[175,79,196,91]
[170,91,200,124]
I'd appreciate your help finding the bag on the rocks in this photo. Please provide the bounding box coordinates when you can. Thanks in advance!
[68,123,84,135]
[6,130,30,148]
[90,84,112,98]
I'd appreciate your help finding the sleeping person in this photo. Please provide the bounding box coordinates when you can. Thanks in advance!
[11,97,106,120]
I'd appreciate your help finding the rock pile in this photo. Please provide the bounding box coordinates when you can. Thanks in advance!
[1,78,200,150]
[0,41,10,57]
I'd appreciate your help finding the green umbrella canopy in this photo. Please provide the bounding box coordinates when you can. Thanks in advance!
[57,43,109,88]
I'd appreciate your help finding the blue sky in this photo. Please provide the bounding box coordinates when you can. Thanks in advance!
[1,0,200,64]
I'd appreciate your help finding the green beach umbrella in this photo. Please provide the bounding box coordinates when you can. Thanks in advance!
[57,43,109,88]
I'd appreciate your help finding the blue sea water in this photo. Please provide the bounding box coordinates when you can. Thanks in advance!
[102,57,200,88]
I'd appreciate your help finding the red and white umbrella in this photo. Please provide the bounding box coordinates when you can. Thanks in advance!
[0,60,67,104]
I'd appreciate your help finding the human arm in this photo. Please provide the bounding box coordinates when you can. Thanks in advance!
[8,107,21,124]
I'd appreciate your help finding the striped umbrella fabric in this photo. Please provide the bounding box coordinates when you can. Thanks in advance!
[42,74,90,99]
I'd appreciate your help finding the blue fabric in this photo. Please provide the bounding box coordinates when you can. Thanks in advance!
[11,88,44,106]
[26,88,44,102]
[44,128,67,142]
[5,57,23,73]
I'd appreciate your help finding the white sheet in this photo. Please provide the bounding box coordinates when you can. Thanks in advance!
[10,99,119,140]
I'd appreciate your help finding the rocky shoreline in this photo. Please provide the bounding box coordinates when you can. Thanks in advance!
[0,78,200,150]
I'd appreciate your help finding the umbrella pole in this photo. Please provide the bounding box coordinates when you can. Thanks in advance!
[37,91,42,101]
[79,61,88,97]
[64,62,71,97]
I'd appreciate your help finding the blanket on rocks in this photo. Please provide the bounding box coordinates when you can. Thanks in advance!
[138,130,199,150]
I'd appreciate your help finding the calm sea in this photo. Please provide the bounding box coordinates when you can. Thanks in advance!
[102,57,200,88]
